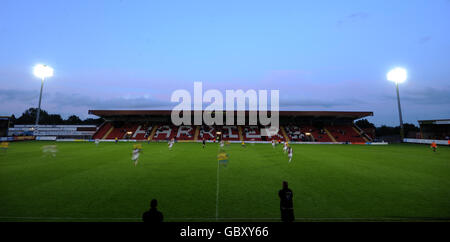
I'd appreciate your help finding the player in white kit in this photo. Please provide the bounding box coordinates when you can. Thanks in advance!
[168,138,174,150]
[272,139,276,148]
[283,142,288,153]
[42,145,58,157]
[288,147,293,163]
[132,148,141,166]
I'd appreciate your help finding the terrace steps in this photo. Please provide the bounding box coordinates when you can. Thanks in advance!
[102,126,114,140]
[324,128,337,142]
[238,126,243,141]
[148,125,159,141]
[280,126,290,142]
[353,127,369,142]
[194,126,200,141]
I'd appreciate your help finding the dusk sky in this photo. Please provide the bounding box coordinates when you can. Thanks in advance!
[1,0,449,126]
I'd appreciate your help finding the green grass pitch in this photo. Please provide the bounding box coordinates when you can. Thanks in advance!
[0,141,449,222]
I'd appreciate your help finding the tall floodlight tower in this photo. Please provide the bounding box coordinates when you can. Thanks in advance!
[387,67,407,141]
[33,64,54,131]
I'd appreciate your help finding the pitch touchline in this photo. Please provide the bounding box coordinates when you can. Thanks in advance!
[215,158,220,221]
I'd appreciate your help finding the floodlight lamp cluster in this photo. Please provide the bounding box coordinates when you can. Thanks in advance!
[387,67,407,84]
[33,64,54,79]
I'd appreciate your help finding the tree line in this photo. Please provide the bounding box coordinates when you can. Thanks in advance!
[8,108,419,137]
[355,119,420,137]
[10,108,104,126]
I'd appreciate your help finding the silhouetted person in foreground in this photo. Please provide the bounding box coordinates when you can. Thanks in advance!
[142,199,163,222]
[278,181,294,222]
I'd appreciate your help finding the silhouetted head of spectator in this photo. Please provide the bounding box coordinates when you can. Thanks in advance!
[150,199,158,209]
[283,181,288,189]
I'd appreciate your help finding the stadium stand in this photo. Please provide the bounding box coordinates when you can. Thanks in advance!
[199,125,216,140]
[221,126,240,141]
[303,126,332,142]
[362,128,374,140]
[104,123,139,140]
[284,125,304,142]
[153,125,174,140]
[176,125,195,140]
[0,116,10,137]
[132,124,153,140]
[242,126,262,141]
[267,126,287,142]
[9,125,97,139]
[88,110,373,143]
[418,119,450,140]
[326,125,366,143]
[92,122,112,139]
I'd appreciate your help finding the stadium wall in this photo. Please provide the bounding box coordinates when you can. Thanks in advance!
[94,139,388,145]
[403,138,450,146]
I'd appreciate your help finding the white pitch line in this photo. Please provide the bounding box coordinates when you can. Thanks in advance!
[215,158,220,221]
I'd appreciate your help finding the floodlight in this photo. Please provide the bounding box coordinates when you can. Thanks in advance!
[387,67,407,140]
[33,64,54,128]
[33,64,54,79]
[387,67,407,84]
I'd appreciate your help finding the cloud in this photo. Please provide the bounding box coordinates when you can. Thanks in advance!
[402,86,450,105]
[337,12,369,26]
[279,97,367,108]
[381,85,450,106]
[418,36,432,44]
[2,83,449,124]
[49,92,173,109]
[0,88,174,113]
[1,85,370,117]
[0,89,39,103]
[348,12,369,19]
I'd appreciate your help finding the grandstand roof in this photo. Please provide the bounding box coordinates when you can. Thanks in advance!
[89,110,373,119]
